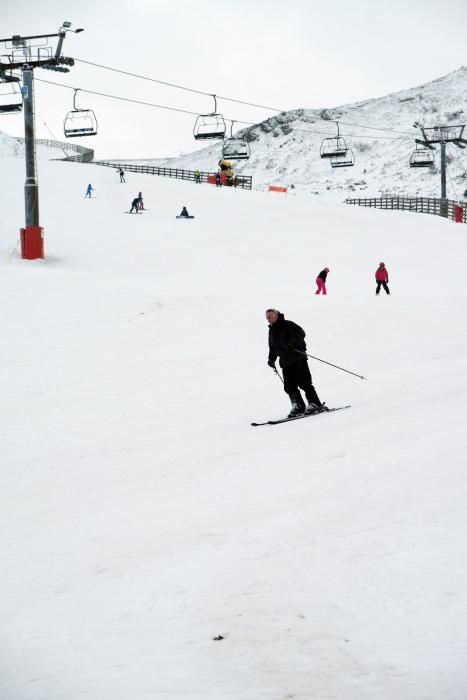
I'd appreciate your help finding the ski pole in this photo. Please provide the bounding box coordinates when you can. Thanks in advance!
[271,364,284,384]
[294,350,367,380]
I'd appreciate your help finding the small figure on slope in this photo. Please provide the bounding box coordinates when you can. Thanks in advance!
[119,168,125,183]
[179,206,190,218]
[85,183,94,198]
[137,191,145,210]
[375,262,390,295]
[266,308,325,418]
[315,267,329,295]
[195,169,201,183]
[129,197,140,213]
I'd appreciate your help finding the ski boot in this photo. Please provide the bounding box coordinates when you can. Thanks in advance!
[305,402,329,414]
[288,394,306,418]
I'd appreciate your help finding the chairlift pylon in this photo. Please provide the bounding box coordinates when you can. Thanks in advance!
[64,89,98,138]
[222,120,250,160]
[193,94,226,140]
[0,76,23,114]
[320,121,349,159]
[409,143,435,168]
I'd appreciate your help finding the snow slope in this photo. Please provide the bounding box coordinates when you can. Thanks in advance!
[151,67,467,199]
[1,158,467,700]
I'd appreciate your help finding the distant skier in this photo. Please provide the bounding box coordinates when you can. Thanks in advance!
[85,184,94,198]
[179,206,190,218]
[119,168,125,183]
[315,267,329,295]
[129,197,140,213]
[215,171,221,187]
[375,262,390,295]
[137,191,145,210]
[194,169,201,183]
[266,308,325,418]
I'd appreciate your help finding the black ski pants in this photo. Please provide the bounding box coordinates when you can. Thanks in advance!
[376,281,390,295]
[282,359,321,407]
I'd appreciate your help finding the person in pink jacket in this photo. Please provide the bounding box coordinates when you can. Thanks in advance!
[315,267,329,295]
[375,262,390,295]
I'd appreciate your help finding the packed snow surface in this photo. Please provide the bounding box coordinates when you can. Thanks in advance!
[1,157,467,700]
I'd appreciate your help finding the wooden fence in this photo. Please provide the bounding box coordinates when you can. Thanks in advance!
[12,137,94,162]
[91,160,253,190]
[345,196,467,223]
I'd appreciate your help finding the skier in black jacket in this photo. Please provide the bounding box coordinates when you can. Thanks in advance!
[266,309,325,417]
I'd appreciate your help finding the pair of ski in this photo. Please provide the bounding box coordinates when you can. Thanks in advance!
[251,405,350,427]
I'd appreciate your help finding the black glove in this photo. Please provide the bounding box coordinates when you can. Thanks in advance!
[268,359,276,368]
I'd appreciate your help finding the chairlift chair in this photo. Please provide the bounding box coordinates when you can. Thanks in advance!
[0,79,23,114]
[193,94,226,140]
[330,149,355,168]
[409,145,434,168]
[222,120,250,159]
[64,89,98,138]
[320,121,349,159]
[222,138,250,159]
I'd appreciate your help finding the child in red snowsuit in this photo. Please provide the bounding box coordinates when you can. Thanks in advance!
[375,262,390,295]
[315,267,329,295]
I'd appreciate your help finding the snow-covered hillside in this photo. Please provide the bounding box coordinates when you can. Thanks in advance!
[1,155,467,699]
[152,67,467,199]
[2,68,467,200]
[0,133,87,162]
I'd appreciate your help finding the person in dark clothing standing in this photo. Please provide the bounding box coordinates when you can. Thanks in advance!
[315,267,329,295]
[119,168,126,183]
[375,262,390,295]
[266,308,325,417]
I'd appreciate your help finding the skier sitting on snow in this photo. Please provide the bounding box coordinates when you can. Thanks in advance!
[266,308,325,417]
[179,206,190,217]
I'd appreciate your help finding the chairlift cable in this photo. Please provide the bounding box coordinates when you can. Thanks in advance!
[35,77,415,141]
[73,57,284,111]
[72,56,417,137]
[36,77,233,119]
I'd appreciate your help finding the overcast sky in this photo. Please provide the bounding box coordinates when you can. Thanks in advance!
[1,0,466,159]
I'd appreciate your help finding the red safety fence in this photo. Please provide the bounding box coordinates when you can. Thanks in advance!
[268,184,288,194]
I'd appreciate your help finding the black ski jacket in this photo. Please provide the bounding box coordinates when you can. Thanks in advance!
[268,313,308,368]
[318,269,328,282]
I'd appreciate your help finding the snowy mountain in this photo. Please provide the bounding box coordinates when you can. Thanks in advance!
[153,67,467,199]
[0,132,86,161]
[2,68,467,200]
